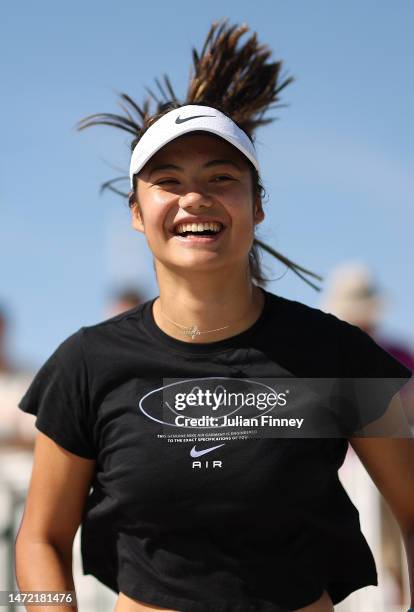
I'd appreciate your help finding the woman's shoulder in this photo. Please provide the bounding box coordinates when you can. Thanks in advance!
[76,299,151,344]
[84,301,148,333]
[265,289,349,333]
[43,300,152,369]
[264,289,411,375]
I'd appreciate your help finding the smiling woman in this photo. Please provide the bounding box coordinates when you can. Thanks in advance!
[130,130,264,304]
[15,17,413,612]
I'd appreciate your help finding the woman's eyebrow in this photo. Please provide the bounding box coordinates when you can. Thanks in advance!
[148,159,242,178]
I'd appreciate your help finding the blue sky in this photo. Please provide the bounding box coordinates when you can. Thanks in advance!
[1,0,413,368]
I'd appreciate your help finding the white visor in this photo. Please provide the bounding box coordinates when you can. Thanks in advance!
[129,104,260,188]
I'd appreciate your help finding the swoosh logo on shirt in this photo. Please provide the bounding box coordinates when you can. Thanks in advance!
[175,114,216,124]
[190,443,225,458]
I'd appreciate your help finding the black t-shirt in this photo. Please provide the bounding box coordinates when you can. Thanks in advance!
[18,288,412,612]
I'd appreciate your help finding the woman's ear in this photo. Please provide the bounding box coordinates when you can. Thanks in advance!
[130,200,145,234]
[253,194,265,226]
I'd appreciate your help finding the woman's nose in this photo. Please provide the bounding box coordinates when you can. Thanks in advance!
[178,191,212,209]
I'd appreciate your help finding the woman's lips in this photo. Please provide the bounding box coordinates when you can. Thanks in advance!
[169,226,227,244]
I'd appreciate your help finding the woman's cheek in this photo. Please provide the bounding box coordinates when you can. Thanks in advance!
[142,194,174,230]
[153,189,174,204]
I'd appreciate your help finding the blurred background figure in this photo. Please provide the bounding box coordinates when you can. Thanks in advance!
[320,261,414,421]
[0,304,36,451]
[103,286,144,319]
[0,306,13,374]
[0,303,36,601]
[0,304,20,375]
[320,261,414,611]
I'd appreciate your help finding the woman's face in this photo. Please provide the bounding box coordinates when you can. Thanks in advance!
[132,131,264,276]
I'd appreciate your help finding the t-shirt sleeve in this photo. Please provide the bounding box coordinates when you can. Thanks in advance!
[333,316,413,436]
[17,328,97,459]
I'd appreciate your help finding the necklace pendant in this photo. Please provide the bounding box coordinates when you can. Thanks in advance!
[184,325,201,340]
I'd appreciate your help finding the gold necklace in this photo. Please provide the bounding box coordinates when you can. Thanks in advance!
[159,298,256,340]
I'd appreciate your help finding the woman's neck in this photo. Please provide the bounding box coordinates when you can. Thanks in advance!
[152,281,265,344]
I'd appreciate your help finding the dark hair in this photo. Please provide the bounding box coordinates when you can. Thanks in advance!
[77,19,322,290]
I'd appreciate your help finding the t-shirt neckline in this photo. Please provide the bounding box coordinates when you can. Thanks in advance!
[142,287,272,355]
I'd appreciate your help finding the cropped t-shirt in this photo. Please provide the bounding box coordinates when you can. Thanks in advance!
[18,288,412,612]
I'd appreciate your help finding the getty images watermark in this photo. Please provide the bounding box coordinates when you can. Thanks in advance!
[137,376,412,439]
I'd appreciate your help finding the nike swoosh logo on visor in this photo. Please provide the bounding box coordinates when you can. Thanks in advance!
[175,114,216,124]
[190,443,225,458]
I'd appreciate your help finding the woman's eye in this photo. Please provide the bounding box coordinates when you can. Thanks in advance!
[213,175,233,182]
[156,179,178,185]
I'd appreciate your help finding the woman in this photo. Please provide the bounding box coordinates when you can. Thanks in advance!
[15,20,414,612]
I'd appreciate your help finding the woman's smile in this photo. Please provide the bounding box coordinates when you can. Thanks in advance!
[169,224,227,246]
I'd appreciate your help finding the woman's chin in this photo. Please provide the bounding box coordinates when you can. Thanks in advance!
[159,256,238,276]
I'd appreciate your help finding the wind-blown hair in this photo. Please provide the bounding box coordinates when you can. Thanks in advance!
[77,19,322,290]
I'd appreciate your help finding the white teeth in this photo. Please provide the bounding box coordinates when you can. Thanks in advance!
[175,221,223,234]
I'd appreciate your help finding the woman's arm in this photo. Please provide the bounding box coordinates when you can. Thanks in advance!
[15,431,96,612]
[349,392,414,609]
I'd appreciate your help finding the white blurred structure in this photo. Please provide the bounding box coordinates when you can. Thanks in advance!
[0,372,36,446]
[321,260,412,611]
[0,448,117,612]
[335,445,408,611]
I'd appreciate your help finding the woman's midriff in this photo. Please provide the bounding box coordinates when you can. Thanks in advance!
[114,592,176,611]
[114,589,335,611]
